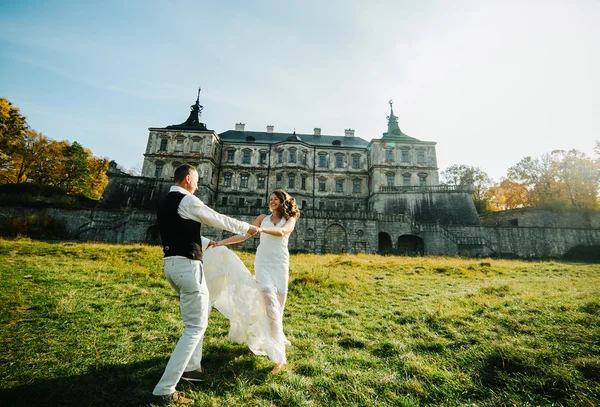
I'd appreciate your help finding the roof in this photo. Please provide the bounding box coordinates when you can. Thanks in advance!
[218,130,370,149]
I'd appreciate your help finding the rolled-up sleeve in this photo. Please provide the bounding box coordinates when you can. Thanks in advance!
[179,195,249,236]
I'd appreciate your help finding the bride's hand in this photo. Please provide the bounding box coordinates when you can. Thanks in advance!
[208,240,220,248]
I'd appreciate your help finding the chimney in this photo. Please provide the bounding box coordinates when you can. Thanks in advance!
[344,128,355,137]
[267,125,274,134]
[313,127,321,136]
[235,122,245,132]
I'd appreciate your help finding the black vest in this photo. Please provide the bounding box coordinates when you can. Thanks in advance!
[157,191,203,260]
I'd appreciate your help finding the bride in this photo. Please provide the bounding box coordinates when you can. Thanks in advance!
[202,190,300,373]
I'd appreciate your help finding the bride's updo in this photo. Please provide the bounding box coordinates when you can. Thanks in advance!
[272,190,300,220]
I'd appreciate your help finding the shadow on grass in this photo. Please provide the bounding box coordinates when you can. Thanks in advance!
[1,345,266,407]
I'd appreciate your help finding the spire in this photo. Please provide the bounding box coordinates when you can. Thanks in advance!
[381,99,419,141]
[166,87,209,130]
[386,99,402,136]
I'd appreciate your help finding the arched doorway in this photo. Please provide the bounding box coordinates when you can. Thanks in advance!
[378,232,393,253]
[397,234,424,255]
[323,224,348,253]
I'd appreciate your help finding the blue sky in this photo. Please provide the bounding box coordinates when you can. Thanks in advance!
[1,0,599,181]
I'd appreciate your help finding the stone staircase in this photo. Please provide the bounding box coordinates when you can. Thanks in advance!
[405,213,496,254]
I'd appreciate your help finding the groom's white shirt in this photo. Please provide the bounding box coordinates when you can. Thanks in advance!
[169,186,249,246]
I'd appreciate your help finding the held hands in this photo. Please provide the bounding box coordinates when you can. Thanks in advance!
[248,225,262,236]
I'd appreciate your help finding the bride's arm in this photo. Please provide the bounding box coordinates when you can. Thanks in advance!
[214,214,266,246]
[260,217,297,237]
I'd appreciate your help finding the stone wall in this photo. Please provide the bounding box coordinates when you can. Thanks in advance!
[481,208,600,229]
[369,186,480,226]
[2,205,599,259]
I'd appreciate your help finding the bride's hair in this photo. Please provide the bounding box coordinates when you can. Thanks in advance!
[272,190,300,220]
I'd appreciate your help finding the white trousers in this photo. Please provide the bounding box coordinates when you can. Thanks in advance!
[153,257,209,396]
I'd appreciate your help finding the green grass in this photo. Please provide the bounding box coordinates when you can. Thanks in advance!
[1,238,599,407]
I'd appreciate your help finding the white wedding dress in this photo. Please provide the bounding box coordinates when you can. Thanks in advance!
[202,216,290,364]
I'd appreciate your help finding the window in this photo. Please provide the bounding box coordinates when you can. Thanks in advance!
[159,139,168,152]
[242,150,251,164]
[278,151,283,163]
[240,174,249,188]
[418,151,425,163]
[301,175,307,190]
[226,149,235,162]
[353,179,361,193]
[191,138,201,152]
[239,197,245,206]
[336,179,343,193]
[319,179,326,192]
[335,156,343,168]
[259,151,267,164]
[401,150,409,162]
[403,175,411,186]
[319,154,326,167]
[288,174,295,189]
[352,156,360,169]
[419,175,427,186]
[354,202,361,211]
[224,173,232,187]
[319,201,325,210]
[387,175,395,187]
[175,139,184,152]
[302,154,308,165]
[289,150,297,163]
[221,197,228,205]
[276,174,282,189]
[301,200,307,209]
[386,150,393,161]
[257,175,265,189]
[155,162,163,178]
[256,198,262,207]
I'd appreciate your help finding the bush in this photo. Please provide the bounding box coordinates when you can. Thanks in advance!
[0,210,67,239]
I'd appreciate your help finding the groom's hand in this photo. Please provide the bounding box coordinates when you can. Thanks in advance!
[248,225,260,236]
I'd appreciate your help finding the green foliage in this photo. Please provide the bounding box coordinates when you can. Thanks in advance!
[0,182,80,207]
[1,242,599,406]
[441,164,494,214]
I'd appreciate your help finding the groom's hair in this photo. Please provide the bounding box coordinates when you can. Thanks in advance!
[174,164,197,183]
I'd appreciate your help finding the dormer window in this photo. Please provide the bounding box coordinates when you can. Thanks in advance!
[332,140,341,146]
[246,135,255,141]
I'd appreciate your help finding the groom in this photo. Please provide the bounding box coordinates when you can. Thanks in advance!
[150,164,260,405]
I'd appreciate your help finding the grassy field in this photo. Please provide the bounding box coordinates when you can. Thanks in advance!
[0,238,599,407]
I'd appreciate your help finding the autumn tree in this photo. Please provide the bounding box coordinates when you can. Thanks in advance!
[441,164,494,214]
[501,149,599,210]
[0,98,111,200]
[0,98,29,182]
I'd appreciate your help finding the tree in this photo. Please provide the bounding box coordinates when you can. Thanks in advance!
[0,98,29,182]
[62,141,92,197]
[502,149,599,210]
[441,164,494,214]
